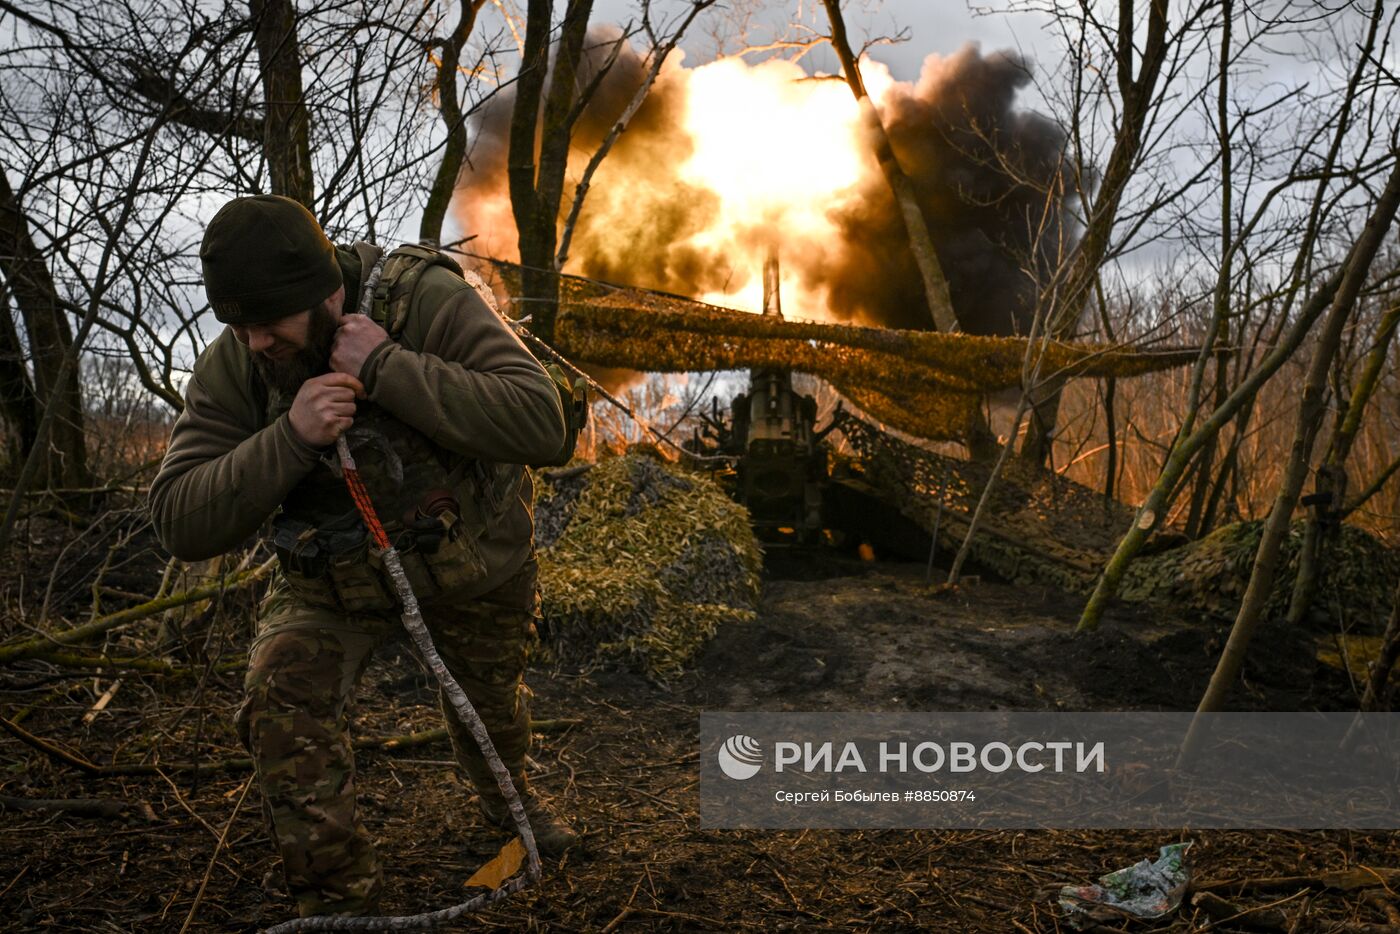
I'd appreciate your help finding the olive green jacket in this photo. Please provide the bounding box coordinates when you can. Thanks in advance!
[150,246,566,594]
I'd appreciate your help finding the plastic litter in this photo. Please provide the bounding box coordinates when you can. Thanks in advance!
[1058,841,1194,928]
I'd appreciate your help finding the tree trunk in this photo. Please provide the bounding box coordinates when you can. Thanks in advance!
[821,0,956,335]
[508,0,558,337]
[420,1,488,246]
[1102,377,1117,507]
[1018,0,1170,468]
[0,287,39,467]
[0,172,89,488]
[1200,403,1250,531]
[536,0,594,338]
[249,0,314,207]
[1185,347,1231,537]
[1284,300,1400,626]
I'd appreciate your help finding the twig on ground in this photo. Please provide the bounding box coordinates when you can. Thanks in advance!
[80,678,122,725]
[0,713,101,773]
[177,776,252,934]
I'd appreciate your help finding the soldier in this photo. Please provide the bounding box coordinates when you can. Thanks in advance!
[149,194,577,919]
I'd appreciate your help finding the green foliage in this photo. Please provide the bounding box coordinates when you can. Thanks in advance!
[533,452,762,679]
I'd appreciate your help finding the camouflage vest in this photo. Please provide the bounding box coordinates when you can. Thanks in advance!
[267,243,496,612]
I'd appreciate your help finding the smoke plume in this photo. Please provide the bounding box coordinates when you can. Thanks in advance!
[457,33,1073,336]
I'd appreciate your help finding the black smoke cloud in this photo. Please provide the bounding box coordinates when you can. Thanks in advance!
[457,33,1073,337]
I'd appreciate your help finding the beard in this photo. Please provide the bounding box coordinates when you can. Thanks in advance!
[251,303,338,397]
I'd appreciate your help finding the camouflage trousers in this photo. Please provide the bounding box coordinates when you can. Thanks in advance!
[235,556,539,919]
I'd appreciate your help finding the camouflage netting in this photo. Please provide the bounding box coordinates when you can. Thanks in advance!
[489,260,1199,441]
[533,452,762,679]
[833,410,1134,593]
[835,413,1400,630]
[1120,520,1400,632]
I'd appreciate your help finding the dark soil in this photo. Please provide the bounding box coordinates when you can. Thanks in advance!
[0,536,1393,932]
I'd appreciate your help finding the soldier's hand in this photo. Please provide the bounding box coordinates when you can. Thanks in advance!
[330,314,391,380]
[288,373,365,447]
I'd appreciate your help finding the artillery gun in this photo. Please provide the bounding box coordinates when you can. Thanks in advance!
[685,253,830,543]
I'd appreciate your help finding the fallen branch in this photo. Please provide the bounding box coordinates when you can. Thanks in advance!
[16,649,245,676]
[1370,892,1400,926]
[0,713,102,773]
[355,727,451,752]
[0,556,275,665]
[354,719,582,752]
[0,793,156,821]
[1196,866,1400,895]
[1191,891,1289,930]
[81,678,122,725]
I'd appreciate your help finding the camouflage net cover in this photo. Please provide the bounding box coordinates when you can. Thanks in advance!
[834,412,1399,630]
[533,453,762,679]
[1120,520,1400,632]
[488,260,1198,441]
[833,410,1135,593]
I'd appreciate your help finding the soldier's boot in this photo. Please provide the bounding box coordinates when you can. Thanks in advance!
[446,686,581,855]
[477,781,581,856]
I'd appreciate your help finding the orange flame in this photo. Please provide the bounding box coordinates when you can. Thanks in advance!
[677,56,895,315]
[457,52,900,321]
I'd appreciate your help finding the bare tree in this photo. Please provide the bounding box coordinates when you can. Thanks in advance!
[0,172,88,489]
[509,0,598,344]
[249,0,315,205]
[506,0,715,344]
[1013,0,1220,467]
[421,0,491,246]
[1076,0,1398,631]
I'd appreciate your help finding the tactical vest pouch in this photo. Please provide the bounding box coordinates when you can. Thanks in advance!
[419,510,488,595]
[272,518,337,610]
[380,511,489,602]
[273,516,396,613]
[280,565,339,609]
[327,540,396,613]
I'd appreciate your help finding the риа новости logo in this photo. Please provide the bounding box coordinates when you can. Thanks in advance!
[718,734,763,780]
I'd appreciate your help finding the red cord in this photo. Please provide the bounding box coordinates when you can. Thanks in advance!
[343,465,392,551]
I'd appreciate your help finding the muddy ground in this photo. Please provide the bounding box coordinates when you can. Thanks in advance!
[1,546,1396,932]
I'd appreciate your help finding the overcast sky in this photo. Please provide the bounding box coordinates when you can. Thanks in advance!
[588,1,1057,80]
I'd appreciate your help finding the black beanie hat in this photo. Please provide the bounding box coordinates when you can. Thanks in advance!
[200,195,343,325]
